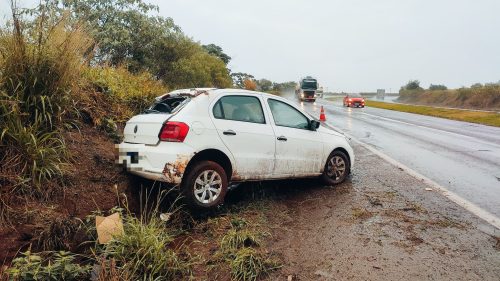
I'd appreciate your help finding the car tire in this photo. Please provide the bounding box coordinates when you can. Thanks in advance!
[181,161,228,209]
[320,150,350,186]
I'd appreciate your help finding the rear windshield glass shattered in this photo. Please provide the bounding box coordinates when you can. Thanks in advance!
[144,96,189,114]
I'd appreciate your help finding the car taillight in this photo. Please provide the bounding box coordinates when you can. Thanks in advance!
[159,122,189,142]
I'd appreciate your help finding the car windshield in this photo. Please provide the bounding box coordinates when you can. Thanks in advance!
[144,96,189,114]
[348,93,362,98]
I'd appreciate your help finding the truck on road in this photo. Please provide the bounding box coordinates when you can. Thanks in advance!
[296,76,318,102]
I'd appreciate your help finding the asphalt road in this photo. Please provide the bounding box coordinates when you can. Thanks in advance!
[291,96,500,221]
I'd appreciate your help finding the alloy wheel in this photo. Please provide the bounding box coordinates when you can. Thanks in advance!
[193,170,223,204]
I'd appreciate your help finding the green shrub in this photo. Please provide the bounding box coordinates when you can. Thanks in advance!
[5,251,91,281]
[82,66,166,123]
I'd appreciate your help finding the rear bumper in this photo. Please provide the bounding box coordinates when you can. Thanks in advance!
[116,142,195,184]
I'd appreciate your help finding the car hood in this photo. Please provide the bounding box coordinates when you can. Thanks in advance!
[317,124,345,138]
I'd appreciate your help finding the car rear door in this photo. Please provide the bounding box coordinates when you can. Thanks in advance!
[265,98,323,176]
[210,94,276,180]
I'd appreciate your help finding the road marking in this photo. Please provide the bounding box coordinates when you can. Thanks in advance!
[338,127,500,230]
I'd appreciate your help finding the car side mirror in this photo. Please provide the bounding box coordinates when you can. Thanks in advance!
[309,120,320,131]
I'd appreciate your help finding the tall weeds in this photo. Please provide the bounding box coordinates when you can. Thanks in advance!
[0,5,91,192]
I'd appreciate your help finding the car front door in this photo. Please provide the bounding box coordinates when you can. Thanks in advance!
[210,94,275,180]
[265,98,323,176]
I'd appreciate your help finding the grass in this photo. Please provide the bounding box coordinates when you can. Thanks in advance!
[399,86,500,110]
[37,217,81,251]
[220,229,261,254]
[100,214,189,280]
[87,190,192,281]
[229,248,279,281]
[366,100,500,127]
[214,209,278,281]
[0,10,89,192]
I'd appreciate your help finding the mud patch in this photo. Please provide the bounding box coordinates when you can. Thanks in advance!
[163,154,190,183]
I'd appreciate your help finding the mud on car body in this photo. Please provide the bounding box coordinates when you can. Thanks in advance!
[117,88,354,209]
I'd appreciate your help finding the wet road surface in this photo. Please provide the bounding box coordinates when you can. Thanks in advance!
[292,96,500,221]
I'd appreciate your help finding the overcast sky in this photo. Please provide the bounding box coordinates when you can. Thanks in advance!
[2,0,500,92]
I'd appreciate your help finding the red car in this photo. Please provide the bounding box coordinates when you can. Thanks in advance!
[343,93,365,108]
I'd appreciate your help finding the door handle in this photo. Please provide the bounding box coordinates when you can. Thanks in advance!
[277,136,287,141]
[223,130,236,136]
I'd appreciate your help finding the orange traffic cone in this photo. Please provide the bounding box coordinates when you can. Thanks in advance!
[319,106,326,121]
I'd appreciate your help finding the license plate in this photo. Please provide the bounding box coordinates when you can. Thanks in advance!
[126,152,139,164]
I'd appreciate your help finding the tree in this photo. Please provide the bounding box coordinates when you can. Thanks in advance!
[50,0,232,89]
[403,80,421,90]
[167,50,232,89]
[63,0,181,69]
[243,79,257,91]
[273,81,296,91]
[471,83,483,88]
[429,84,447,90]
[257,79,273,92]
[202,44,231,65]
[231,72,254,88]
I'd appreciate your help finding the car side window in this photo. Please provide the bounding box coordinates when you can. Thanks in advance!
[213,96,266,124]
[267,99,309,130]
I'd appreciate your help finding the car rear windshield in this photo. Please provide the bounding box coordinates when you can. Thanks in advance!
[144,96,189,114]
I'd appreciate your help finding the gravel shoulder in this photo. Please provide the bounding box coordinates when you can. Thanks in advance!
[265,143,500,280]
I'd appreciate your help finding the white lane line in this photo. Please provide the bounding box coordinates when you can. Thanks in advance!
[319,99,500,149]
[338,127,500,230]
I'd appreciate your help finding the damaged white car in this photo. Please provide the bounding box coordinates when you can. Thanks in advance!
[117,88,354,209]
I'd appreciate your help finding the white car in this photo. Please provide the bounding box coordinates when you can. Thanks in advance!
[117,88,354,209]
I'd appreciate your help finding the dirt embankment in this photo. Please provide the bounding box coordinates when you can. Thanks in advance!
[0,124,140,263]
[398,87,500,111]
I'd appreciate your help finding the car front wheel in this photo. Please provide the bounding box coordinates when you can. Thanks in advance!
[181,161,228,209]
[321,150,350,185]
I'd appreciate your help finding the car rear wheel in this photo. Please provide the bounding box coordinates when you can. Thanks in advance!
[321,150,350,185]
[181,161,228,209]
